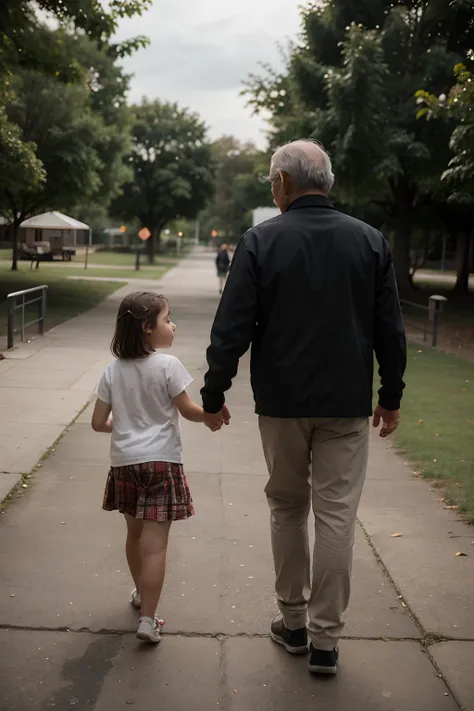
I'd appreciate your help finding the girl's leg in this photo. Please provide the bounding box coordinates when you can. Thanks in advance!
[139,520,172,618]
[124,514,144,593]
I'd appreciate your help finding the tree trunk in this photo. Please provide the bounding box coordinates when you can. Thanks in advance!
[389,177,417,295]
[454,231,471,293]
[11,222,20,271]
[146,231,155,264]
[146,226,163,264]
[392,212,414,295]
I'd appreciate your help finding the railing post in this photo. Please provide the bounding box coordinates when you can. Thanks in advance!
[39,286,47,336]
[6,285,48,349]
[7,296,14,349]
[428,295,448,348]
[21,293,25,343]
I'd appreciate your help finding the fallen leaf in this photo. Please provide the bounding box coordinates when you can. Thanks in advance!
[455,552,467,557]
[444,505,458,510]
[434,433,440,437]
[461,388,468,393]
[418,419,424,424]
[391,533,403,538]
[418,349,423,353]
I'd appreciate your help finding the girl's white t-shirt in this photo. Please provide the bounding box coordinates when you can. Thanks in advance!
[94,353,193,467]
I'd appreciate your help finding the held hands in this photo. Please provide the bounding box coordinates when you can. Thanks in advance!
[372,405,400,438]
[203,405,231,432]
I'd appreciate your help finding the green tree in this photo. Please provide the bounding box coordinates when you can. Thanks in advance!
[199,137,273,242]
[0,107,45,196]
[111,100,214,263]
[417,59,474,291]
[65,33,133,208]
[0,0,151,76]
[0,28,135,269]
[2,69,104,268]
[0,0,149,247]
[244,1,474,291]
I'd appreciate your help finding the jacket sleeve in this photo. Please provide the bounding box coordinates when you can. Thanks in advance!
[374,236,407,411]
[201,235,258,413]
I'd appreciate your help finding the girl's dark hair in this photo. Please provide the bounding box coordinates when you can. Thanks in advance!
[111,291,168,359]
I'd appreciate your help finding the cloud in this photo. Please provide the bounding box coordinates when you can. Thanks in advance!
[115,0,300,145]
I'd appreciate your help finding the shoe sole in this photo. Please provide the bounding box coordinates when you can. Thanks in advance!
[308,663,337,675]
[136,631,161,644]
[270,631,309,655]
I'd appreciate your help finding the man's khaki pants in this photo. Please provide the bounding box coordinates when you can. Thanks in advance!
[259,416,369,651]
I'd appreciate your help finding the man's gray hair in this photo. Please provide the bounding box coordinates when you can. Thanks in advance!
[269,140,335,193]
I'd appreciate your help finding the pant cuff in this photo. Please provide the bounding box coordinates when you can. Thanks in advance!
[308,634,340,651]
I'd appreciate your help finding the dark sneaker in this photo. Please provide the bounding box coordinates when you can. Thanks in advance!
[308,644,339,675]
[270,617,308,654]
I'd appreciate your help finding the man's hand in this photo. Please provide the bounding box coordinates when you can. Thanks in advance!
[372,405,400,438]
[221,404,231,426]
[203,405,231,432]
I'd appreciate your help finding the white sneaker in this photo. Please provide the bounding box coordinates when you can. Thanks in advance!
[136,616,161,644]
[131,589,141,610]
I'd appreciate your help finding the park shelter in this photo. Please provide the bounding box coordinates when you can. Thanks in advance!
[19,211,91,249]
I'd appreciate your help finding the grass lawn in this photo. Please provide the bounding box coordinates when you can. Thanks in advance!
[62,265,168,280]
[79,250,182,268]
[394,344,474,522]
[0,265,126,347]
[0,248,182,280]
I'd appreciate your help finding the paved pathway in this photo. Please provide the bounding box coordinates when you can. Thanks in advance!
[0,251,473,711]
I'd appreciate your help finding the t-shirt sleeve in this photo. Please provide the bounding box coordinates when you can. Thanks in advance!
[166,357,193,399]
[94,368,111,404]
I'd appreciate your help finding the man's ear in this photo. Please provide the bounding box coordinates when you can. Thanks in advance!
[280,171,291,194]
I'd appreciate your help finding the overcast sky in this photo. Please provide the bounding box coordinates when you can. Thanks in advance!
[114,0,301,147]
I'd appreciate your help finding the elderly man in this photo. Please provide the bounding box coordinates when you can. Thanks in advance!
[201,140,406,675]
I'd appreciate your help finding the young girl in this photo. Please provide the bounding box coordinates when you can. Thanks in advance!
[91,291,219,644]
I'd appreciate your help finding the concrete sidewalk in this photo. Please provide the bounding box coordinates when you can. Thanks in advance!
[0,251,473,711]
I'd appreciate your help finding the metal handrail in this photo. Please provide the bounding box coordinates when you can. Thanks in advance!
[400,294,447,348]
[7,285,48,349]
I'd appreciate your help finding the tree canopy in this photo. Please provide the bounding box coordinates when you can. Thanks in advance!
[0,0,150,268]
[244,0,474,291]
[199,137,273,243]
[111,100,215,262]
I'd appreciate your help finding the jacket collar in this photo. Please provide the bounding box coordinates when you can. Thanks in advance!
[287,194,334,211]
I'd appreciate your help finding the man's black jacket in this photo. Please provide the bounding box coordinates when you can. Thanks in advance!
[201,195,406,418]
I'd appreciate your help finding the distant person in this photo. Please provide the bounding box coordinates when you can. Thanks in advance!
[201,140,406,675]
[215,242,231,293]
[91,291,228,645]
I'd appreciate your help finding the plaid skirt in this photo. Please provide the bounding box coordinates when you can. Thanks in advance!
[103,461,194,522]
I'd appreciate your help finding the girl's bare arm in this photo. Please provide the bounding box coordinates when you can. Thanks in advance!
[173,391,205,423]
[91,398,113,433]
